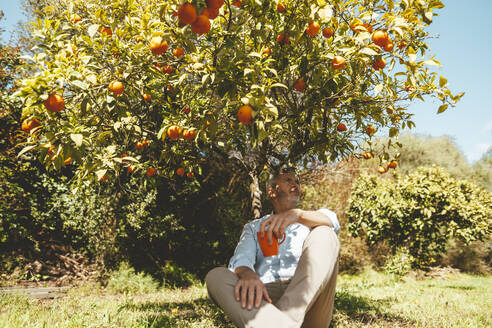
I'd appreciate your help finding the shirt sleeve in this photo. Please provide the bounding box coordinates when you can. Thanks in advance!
[228,223,257,273]
[317,208,341,234]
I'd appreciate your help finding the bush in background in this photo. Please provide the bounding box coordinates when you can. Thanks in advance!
[347,166,492,269]
[105,262,159,295]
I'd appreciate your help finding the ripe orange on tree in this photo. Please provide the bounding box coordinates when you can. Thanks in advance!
[98,174,109,182]
[100,26,112,36]
[146,167,156,177]
[143,93,151,102]
[149,37,168,55]
[398,41,407,50]
[262,47,271,56]
[72,14,82,24]
[388,160,398,169]
[22,118,40,133]
[305,21,320,37]
[183,106,191,114]
[378,166,387,174]
[128,165,136,174]
[191,15,211,34]
[167,125,181,140]
[178,3,198,25]
[277,2,286,13]
[294,78,306,91]
[336,123,347,132]
[237,105,253,124]
[109,81,124,95]
[372,30,389,47]
[173,47,185,57]
[186,171,194,178]
[47,145,55,156]
[384,42,394,52]
[363,152,373,160]
[162,65,174,74]
[44,93,65,112]
[332,56,346,70]
[207,0,224,9]
[277,33,290,45]
[362,23,373,33]
[366,125,376,136]
[182,128,196,141]
[136,139,148,149]
[372,57,386,70]
[232,1,241,8]
[322,27,334,38]
[202,6,219,19]
[176,167,185,176]
[64,157,72,165]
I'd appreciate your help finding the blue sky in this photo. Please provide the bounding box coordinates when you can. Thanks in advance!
[1,1,491,163]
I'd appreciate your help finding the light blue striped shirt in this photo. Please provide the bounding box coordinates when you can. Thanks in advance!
[228,208,340,284]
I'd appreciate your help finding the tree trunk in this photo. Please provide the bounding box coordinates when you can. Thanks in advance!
[249,171,262,220]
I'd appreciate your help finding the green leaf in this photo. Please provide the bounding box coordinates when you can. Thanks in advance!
[374,84,384,96]
[244,68,255,76]
[88,24,99,38]
[423,59,441,67]
[437,104,448,114]
[360,47,379,56]
[423,11,433,24]
[70,133,84,147]
[270,83,288,89]
[389,128,399,138]
[95,169,107,180]
[72,80,89,90]
[17,145,36,157]
[439,75,447,88]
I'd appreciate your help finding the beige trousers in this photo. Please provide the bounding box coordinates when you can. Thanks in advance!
[206,226,340,328]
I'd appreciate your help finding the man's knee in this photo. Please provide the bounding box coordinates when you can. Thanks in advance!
[206,267,227,287]
[304,226,340,255]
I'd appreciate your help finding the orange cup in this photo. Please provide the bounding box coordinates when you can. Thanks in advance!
[257,231,286,257]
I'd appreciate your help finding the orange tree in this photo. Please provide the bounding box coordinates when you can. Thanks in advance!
[13,0,461,218]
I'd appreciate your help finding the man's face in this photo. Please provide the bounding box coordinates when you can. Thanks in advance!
[272,172,301,206]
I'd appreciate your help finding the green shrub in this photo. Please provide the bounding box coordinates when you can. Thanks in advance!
[105,262,159,295]
[347,166,492,269]
[383,247,413,276]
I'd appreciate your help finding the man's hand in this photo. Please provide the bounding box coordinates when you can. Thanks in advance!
[234,267,272,310]
[259,209,300,245]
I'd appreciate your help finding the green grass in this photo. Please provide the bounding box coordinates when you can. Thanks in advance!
[1,268,491,328]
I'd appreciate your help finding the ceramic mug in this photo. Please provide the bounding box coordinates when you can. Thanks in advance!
[257,231,286,257]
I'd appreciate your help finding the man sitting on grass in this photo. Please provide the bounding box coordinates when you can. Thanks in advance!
[206,167,340,328]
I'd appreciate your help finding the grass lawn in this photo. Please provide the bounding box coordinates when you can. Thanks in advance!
[1,268,490,328]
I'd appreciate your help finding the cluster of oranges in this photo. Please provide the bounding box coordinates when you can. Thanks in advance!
[177,0,225,35]
[175,167,195,178]
[166,125,196,141]
[378,160,398,174]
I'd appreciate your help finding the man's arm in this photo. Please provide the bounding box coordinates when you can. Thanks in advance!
[296,209,334,229]
[259,208,339,245]
[234,266,272,310]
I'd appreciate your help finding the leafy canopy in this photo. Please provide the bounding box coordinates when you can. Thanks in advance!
[14,0,461,184]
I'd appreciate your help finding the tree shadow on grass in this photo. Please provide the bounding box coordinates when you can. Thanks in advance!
[119,290,417,328]
[120,297,235,328]
[331,290,417,327]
